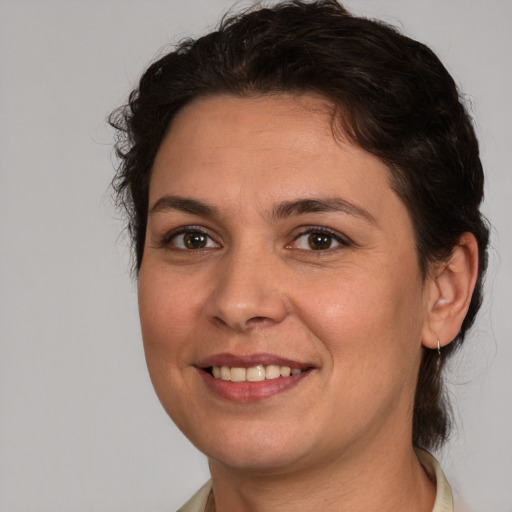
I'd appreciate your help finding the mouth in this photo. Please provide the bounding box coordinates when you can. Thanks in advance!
[196,354,315,402]
[207,364,304,382]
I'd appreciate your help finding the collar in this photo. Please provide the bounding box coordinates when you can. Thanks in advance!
[177,450,453,512]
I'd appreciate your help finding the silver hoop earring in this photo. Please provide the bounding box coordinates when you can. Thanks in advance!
[437,339,441,356]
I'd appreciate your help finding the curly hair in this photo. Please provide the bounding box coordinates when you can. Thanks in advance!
[110,0,489,450]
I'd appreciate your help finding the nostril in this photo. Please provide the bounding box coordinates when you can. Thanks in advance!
[250,316,269,323]
[246,316,276,327]
[205,278,289,331]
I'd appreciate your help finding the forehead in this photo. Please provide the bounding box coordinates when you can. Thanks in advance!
[161,93,337,167]
[150,93,395,205]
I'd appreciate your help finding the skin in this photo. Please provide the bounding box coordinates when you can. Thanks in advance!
[138,93,477,512]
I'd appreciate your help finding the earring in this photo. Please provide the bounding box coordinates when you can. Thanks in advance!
[437,339,441,356]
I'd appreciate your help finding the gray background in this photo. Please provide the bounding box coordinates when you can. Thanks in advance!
[1,1,511,511]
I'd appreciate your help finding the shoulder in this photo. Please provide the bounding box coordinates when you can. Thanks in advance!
[176,454,467,512]
[416,449,454,512]
[176,481,212,512]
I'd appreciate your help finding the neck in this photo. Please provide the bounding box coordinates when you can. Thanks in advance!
[206,441,436,512]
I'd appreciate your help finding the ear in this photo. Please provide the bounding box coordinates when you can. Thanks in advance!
[422,233,479,350]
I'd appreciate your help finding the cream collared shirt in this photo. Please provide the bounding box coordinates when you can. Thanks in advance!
[177,451,454,512]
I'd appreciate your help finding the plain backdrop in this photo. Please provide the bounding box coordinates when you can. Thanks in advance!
[1,1,511,511]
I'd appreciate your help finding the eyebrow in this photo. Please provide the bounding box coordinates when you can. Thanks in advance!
[149,196,219,217]
[271,198,376,224]
[149,195,376,224]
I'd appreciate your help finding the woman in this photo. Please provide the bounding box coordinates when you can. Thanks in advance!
[110,1,489,511]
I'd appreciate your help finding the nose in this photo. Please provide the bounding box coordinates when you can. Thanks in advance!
[204,248,288,332]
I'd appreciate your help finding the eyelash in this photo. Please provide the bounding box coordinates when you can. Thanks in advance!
[159,225,351,252]
[289,226,351,251]
[160,226,220,250]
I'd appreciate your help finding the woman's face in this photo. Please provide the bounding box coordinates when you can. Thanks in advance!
[139,94,433,474]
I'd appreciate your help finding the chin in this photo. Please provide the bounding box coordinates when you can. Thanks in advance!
[194,423,316,473]
[208,445,308,474]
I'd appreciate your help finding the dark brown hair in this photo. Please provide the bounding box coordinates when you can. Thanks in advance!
[110,0,489,450]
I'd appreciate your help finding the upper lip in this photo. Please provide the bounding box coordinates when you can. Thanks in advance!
[196,353,314,369]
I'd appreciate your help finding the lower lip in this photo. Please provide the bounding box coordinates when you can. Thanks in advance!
[197,369,312,403]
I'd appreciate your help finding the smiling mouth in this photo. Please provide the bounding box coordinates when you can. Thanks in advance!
[207,364,303,382]
[198,356,314,402]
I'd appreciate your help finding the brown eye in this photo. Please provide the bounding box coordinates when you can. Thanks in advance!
[183,232,207,249]
[168,229,219,250]
[307,233,333,250]
[289,228,348,252]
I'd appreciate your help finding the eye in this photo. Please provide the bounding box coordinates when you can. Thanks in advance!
[166,229,220,250]
[290,228,348,251]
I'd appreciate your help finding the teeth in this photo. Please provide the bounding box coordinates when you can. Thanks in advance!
[211,364,303,381]
[230,367,246,382]
[246,365,265,382]
[280,366,291,377]
[265,365,281,380]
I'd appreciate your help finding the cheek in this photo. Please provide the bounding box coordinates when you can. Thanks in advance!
[138,264,203,367]
[137,265,209,430]
[293,262,425,370]
[295,272,389,341]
